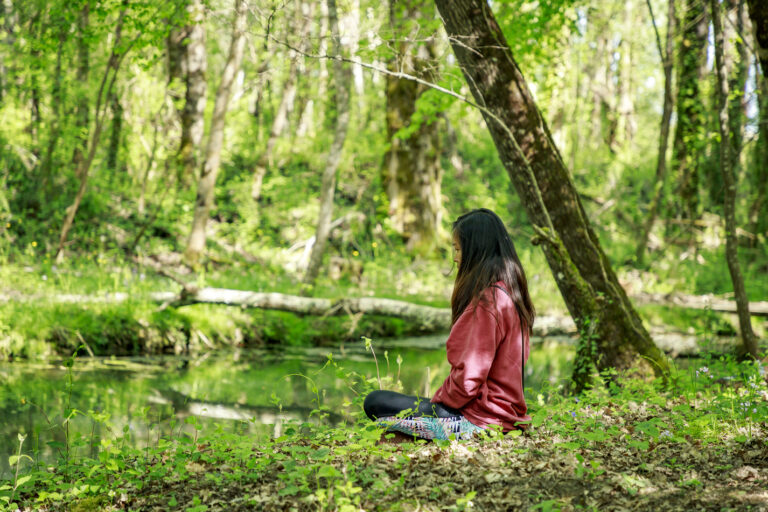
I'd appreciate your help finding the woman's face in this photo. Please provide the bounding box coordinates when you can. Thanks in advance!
[452,233,462,267]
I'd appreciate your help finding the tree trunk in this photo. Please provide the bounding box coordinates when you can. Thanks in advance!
[0,0,8,101]
[72,3,90,169]
[636,0,676,265]
[176,0,207,186]
[26,10,42,157]
[746,0,768,84]
[185,0,248,266]
[748,69,768,237]
[671,0,708,222]
[433,0,670,390]
[727,0,749,171]
[106,89,123,174]
[710,0,759,359]
[382,0,443,252]
[56,6,129,261]
[616,0,636,146]
[40,29,67,190]
[251,1,313,202]
[303,0,352,288]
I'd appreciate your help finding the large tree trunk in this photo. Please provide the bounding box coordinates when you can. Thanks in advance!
[746,0,768,84]
[433,0,669,390]
[382,0,443,252]
[176,0,208,186]
[185,0,247,266]
[637,0,676,265]
[748,69,768,237]
[710,0,759,359]
[303,0,352,288]
[671,0,708,222]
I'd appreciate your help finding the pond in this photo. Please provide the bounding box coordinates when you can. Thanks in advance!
[0,335,575,478]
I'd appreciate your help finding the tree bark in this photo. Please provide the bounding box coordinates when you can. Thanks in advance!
[303,0,352,288]
[383,0,443,252]
[433,0,670,390]
[710,0,759,359]
[671,0,708,222]
[746,0,768,84]
[748,68,768,237]
[185,0,247,266]
[176,0,208,186]
[637,0,676,265]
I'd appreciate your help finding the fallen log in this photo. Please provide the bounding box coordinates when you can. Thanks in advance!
[0,288,576,335]
[633,292,768,317]
[2,288,763,335]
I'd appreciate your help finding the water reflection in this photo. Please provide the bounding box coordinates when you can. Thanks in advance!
[0,337,574,478]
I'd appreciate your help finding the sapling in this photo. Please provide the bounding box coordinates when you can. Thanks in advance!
[362,336,381,389]
[9,434,34,504]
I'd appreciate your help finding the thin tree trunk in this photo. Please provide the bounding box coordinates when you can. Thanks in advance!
[40,29,66,190]
[0,0,8,101]
[72,3,90,169]
[56,6,130,261]
[176,0,207,186]
[616,0,636,146]
[434,0,670,391]
[185,0,248,265]
[671,0,708,222]
[106,89,123,174]
[251,1,312,201]
[637,0,676,265]
[710,0,759,359]
[727,0,749,171]
[746,0,768,84]
[27,10,42,157]
[303,0,352,288]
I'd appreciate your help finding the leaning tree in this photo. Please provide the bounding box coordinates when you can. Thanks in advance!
[433,0,670,391]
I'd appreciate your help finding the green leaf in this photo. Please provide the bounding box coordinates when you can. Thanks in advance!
[317,465,341,479]
[278,484,299,496]
[15,475,32,487]
[8,455,19,466]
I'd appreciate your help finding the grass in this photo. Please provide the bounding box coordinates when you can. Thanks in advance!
[1,349,767,511]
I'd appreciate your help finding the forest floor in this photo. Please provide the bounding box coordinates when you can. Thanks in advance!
[4,360,768,512]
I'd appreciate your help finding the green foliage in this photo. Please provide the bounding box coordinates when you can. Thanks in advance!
[1,349,766,511]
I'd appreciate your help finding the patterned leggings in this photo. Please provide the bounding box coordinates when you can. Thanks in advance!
[363,390,484,441]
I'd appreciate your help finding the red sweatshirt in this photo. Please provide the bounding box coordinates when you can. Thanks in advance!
[431,282,530,431]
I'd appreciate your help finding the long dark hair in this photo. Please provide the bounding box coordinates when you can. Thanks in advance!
[451,209,535,335]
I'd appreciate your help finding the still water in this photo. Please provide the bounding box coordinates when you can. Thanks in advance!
[0,335,574,478]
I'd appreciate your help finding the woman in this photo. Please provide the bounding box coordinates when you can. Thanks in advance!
[364,208,535,440]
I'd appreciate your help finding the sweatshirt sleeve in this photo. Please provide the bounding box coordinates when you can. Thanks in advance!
[431,302,500,409]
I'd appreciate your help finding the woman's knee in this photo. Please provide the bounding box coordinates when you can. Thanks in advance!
[363,390,385,419]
